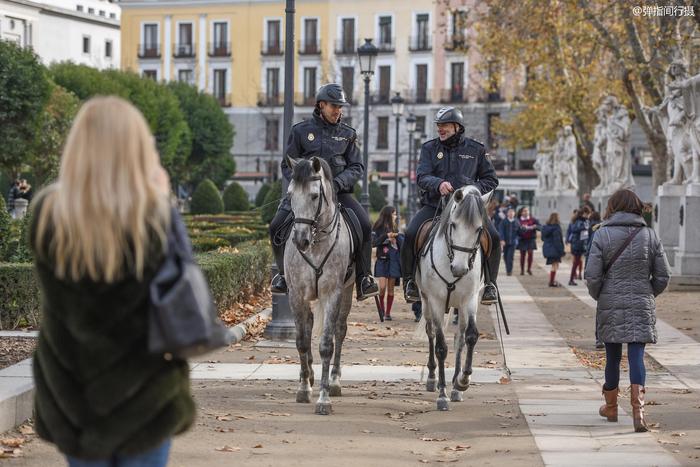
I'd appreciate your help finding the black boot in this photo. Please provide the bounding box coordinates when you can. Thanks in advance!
[403,278,420,303]
[356,240,379,301]
[270,241,288,294]
[481,231,501,305]
[481,283,497,305]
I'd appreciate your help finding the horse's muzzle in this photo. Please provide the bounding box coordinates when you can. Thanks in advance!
[293,229,312,252]
[450,263,470,278]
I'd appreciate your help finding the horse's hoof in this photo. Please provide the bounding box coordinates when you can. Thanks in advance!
[426,378,437,392]
[315,402,333,415]
[329,383,342,397]
[453,376,470,392]
[437,397,450,411]
[450,389,463,402]
[296,390,312,403]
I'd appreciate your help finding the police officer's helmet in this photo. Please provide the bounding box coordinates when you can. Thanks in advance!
[434,107,464,129]
[316,83,349,106]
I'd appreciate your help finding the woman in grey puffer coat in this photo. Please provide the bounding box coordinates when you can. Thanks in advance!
[585,189,670,433]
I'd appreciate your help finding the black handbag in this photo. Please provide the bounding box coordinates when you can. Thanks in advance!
[148,208,232,359]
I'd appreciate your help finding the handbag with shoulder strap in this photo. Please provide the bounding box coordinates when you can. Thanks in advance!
[148,208,232,360]
[602,226,644,277]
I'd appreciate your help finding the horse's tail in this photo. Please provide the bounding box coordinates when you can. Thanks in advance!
[312,300,325,338]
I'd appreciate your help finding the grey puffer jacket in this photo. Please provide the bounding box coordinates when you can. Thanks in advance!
[584,212,670,344]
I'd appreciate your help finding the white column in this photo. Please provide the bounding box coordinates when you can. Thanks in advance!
[198,14,207,91]
[163,15,172,81]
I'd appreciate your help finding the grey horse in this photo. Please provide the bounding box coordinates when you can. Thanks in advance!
[285,156,355,415]
[416,186,491,411]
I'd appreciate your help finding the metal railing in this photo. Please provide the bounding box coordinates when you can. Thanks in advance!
[444,34,468,52]
[376,37,395,53]
[405,88,432,104]
[173,43,195,58]
[137,43,160,59]
[215,93,232,107]
[257,92,283,107]
[298,40,321,55]
[438,88,468,104]
[261,40,284,56]
[208,42,231,57]
[294,92,316,107]
[408,35,432,52]
[333,38,358,55]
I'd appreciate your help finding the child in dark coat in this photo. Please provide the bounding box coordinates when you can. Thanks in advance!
[498,208,520,275]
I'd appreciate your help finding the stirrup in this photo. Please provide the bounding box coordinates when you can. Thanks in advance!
[357,276,379,301]
[404,280,420,303]
[481,283,498,305]
[270,274,288,294]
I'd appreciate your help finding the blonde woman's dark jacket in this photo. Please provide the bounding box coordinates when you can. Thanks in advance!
[584,212,670,344]
[30,198,195,460]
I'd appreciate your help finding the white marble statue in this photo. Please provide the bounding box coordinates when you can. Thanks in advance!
[591,104,608,191]
[603,96,634,191]
[644,60,698,185]
[664,61,700,184]
[552,128,564,190]
[534,139,554,191]
[558,125,578,191]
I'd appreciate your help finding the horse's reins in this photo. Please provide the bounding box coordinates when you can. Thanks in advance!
[293,175,342,297]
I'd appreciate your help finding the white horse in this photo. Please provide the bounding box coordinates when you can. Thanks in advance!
[416,186,491,411]
[284,156,355,415]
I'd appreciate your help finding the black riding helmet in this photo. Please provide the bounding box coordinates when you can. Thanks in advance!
[316,83,349,106]
[434,106,465,130]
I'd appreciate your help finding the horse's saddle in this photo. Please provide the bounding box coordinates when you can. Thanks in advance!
[415,218,492,258]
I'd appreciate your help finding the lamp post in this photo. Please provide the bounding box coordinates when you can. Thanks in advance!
[390,92,405,226]
[357,39,378,213]
[405,114,416,220]
[412,132,425,217]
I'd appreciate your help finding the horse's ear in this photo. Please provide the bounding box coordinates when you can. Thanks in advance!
[311,156,322,173]
[454,188,464,202]
[481,190,493,205]
[286,155,299,170]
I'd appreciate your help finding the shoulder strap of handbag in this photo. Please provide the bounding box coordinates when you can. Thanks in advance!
[603,226,644,276]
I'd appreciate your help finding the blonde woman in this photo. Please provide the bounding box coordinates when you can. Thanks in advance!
[30,97,194,466]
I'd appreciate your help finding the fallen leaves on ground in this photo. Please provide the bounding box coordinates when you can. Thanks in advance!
[260,411,291,417]
[499,375,511,385]
[444,445,470,451]
[215,445,241,452]
[219,289,271,327]
[420,437,448,442]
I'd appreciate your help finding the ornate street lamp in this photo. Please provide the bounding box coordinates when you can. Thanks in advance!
[405,114,416,220]
[357,38,378,213]
[391,92,405,226]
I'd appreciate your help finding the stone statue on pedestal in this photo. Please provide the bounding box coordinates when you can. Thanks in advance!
[603,96,634,191]
[556,126,578,191]
[591,104,608,191]
[664,61,700,184]
[552,128,564,190]
[534,140,554,191]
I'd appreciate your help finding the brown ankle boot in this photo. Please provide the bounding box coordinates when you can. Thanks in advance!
[631,384,649,432]
[599,387,618,422]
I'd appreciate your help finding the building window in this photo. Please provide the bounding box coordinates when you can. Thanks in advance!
[266,20,281,54]
[142,23,159,58]
[82,35,91,54]
[143,69,157,80]
[487,113,500,150]
[177,22,193,56]
[265,119,280,151]
[377,116,389,149]
[88,7,94,14]
[303,67,317,106]
[487,60,501,101]
[77,5,83,12]
[212,22,229,55]
[414,14,430,50]
[378,65,390,103]
[341,66,354,103]
[302,18,318,54]
[415,64,428,103]
[178,69,193,84]
[340,18,355,53]
[99,10,105,17]
[374,160,389,172]
[110,13,116,19]
[451,62,465,102]
[266,67,280,104]
[378,16,392,49]
[105,40,112,58]
[213,69,227,104]
[415,116,426,134]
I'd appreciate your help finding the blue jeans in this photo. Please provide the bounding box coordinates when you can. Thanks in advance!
[503,244,515,273]
[66,439,171,467]
[603,343,646,390]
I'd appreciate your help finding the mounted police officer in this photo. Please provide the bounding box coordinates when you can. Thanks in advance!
[269,83,379,300]
[401,106,501,305]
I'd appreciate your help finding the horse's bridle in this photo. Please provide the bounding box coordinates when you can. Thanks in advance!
[292,175,341,296]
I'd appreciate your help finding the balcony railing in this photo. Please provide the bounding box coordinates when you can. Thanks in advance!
[333,39,358,55]
[208,42,231,57]
[371,92,392,105]
[299,40,321,55]
[444,34,468,52]
[261,40,284,56]
[173,43,195,58]
[294,92,316,106]
[408,35,432,52]
[137,43,160,59]
[439,88,468,104]
[376,37,395,53]
[214,93,232,107]
[257,92,283,107]
[405,88,432,104]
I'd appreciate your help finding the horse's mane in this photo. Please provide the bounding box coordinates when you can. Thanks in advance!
[438,186,485,234]
[291,158,337,204]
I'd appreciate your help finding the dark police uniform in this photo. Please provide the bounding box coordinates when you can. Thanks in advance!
[269,109,376,298]
[400,131,502,303]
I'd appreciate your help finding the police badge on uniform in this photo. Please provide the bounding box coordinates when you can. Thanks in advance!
[437,151,444,160]
[308,133,315,141]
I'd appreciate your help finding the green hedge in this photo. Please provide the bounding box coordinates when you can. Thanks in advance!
[0,263,40,329]
[223,182,249,211]
[191,178,224,214]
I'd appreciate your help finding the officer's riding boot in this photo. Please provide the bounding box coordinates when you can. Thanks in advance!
[270,242,288,294]
[402,246,421,303]
[481,241,501,305]
[356,240,379,301]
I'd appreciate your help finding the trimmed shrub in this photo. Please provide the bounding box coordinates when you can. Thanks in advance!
[191,178,224,214]
[9,208,33,263]
[261,180,282,224]
[0,197,11,260]
[369,181,386,212]
[223,182,250,211]
[0,263,40,329]
[255,183,271,207]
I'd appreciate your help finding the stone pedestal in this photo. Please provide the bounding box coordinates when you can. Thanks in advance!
[654,184,684,268]
[673,184,700,287]
[591,188,610,216]
[533,190,579,231]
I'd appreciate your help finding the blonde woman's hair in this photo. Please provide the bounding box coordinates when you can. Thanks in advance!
[34,96,171,283]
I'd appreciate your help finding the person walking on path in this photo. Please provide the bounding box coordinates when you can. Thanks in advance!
[567,207,590,285]
[516,206,539,275]
[541,212,565,287]
[29,97,195,466]
[585,189,670,433]
[498,208,520,276]
[372,206,402,321]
